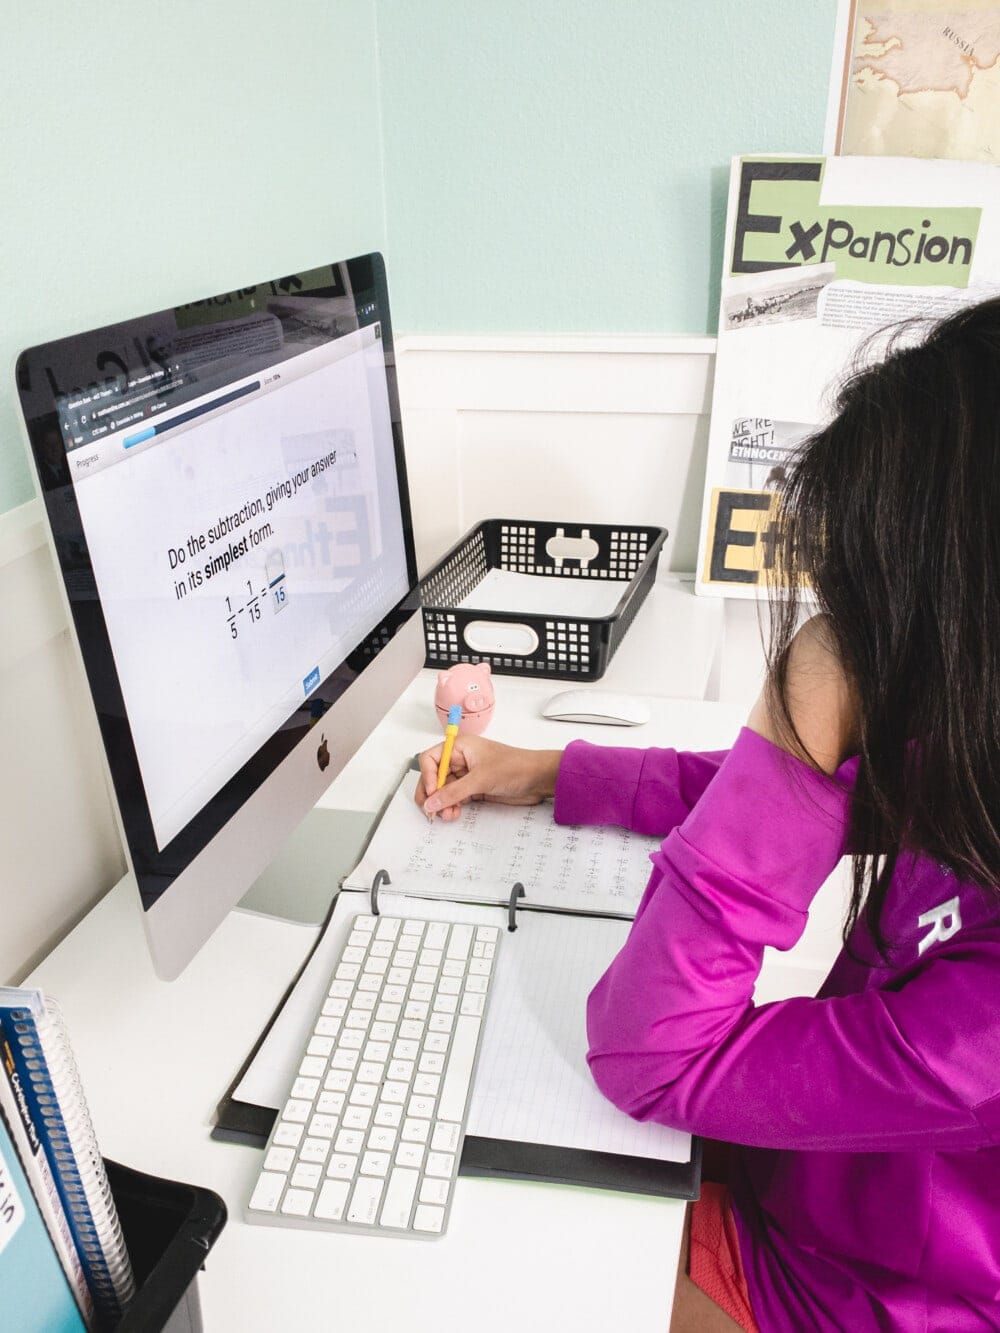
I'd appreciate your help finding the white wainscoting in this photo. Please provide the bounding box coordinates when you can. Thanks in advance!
[3,334,740,984]
[395,334,717,575]
[0,500,126,983]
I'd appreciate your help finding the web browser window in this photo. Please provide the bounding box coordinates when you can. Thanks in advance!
[69,325,410,847]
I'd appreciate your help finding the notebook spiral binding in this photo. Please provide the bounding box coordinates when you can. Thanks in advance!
[1,989,136,1328]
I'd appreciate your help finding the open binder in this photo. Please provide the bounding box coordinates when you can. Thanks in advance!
[214,773,700,1201]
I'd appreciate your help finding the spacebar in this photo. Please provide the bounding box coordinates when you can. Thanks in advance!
[437,1015,482,1122]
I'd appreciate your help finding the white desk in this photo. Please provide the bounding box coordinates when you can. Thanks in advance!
[28,671,748,1332]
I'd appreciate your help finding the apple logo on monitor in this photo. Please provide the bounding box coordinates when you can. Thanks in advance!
[316,735,330,772]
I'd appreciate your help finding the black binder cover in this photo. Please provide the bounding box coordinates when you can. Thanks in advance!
[212,903,701,1202]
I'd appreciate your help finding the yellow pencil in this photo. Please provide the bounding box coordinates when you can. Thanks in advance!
[436,705,462,789]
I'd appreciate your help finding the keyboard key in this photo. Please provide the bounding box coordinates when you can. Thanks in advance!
[249,1172,285,1212]
[308,1114,338,1139]
[424,923,448,949]
[413,1203,445,1232]
[264,1146,294,1172]
[315,1179,350,1221]
[299,1137,331,1165]
[348,1175,385,1224]
[361,1151,391,1177]
[446,925,473,960]
[373,1102,403,1128]
[291,1162,323,1189]
[343,1105,372,1130]
[380,1166,419,1229]
[425,1152,455,1179]
[401,1117,430,1144]
[326,1154,358,1180]
[273,1122,303,1148]
[282,1098,311,1123]
[395,1142,425,1169]
[437,1015,481,1121]
[335,1129,365,1154]
[431,1121,461,1153]
[281,1189,314,1217]
[419,1176,450,1206]
[367,1126,397,1152]
[413,1074,440,1097]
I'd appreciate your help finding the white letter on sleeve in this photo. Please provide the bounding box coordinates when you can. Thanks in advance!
[917,896,962,956]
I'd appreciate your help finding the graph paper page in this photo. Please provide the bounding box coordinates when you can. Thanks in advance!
[345,773,658,918]
[468,909,690,1162]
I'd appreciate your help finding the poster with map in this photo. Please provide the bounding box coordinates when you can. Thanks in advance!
[696,153,1000,598]
[827,0,1000,160]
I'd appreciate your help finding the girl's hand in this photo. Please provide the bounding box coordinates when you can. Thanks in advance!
[414,735,563,822]
[747,616,859,775]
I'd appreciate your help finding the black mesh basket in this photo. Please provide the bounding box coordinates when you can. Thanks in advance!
[419,519,667,680]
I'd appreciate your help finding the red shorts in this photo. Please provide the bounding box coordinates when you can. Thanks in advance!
[687,1183,759,1333]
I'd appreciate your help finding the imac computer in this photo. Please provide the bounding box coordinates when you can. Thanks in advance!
[16,253,423,979]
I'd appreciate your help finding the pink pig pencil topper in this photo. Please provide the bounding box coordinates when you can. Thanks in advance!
[434,662,495,735]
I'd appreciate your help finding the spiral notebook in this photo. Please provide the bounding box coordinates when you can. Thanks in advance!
[0,988,135,1328]
[0,1112,88,1333]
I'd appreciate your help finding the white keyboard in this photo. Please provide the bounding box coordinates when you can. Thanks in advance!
[247,911,499,1237]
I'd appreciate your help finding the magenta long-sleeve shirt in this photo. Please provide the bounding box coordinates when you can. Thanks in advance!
[555,728,1000,1332]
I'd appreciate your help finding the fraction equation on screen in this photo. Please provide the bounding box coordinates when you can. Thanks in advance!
[226,553,287,639]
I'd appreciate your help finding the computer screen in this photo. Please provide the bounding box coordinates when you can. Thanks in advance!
[16,253,423,978]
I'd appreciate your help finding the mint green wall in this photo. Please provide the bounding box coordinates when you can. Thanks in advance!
[1,2,837,516]
[0,2,387,515]
[377,0,837,334]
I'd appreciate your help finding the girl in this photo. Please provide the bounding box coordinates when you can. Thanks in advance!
[415,298,1000,1331]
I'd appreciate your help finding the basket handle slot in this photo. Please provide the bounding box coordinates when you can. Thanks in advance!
[544,528,600,569]
[463,620,539,656]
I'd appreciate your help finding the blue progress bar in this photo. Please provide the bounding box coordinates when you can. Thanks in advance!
[123,380,261,449]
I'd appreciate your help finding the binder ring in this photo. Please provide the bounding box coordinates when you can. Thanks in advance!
[370,868,390,916]
[507,882,525,932]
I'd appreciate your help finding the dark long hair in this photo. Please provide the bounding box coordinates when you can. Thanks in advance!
[768,296,1000,954]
